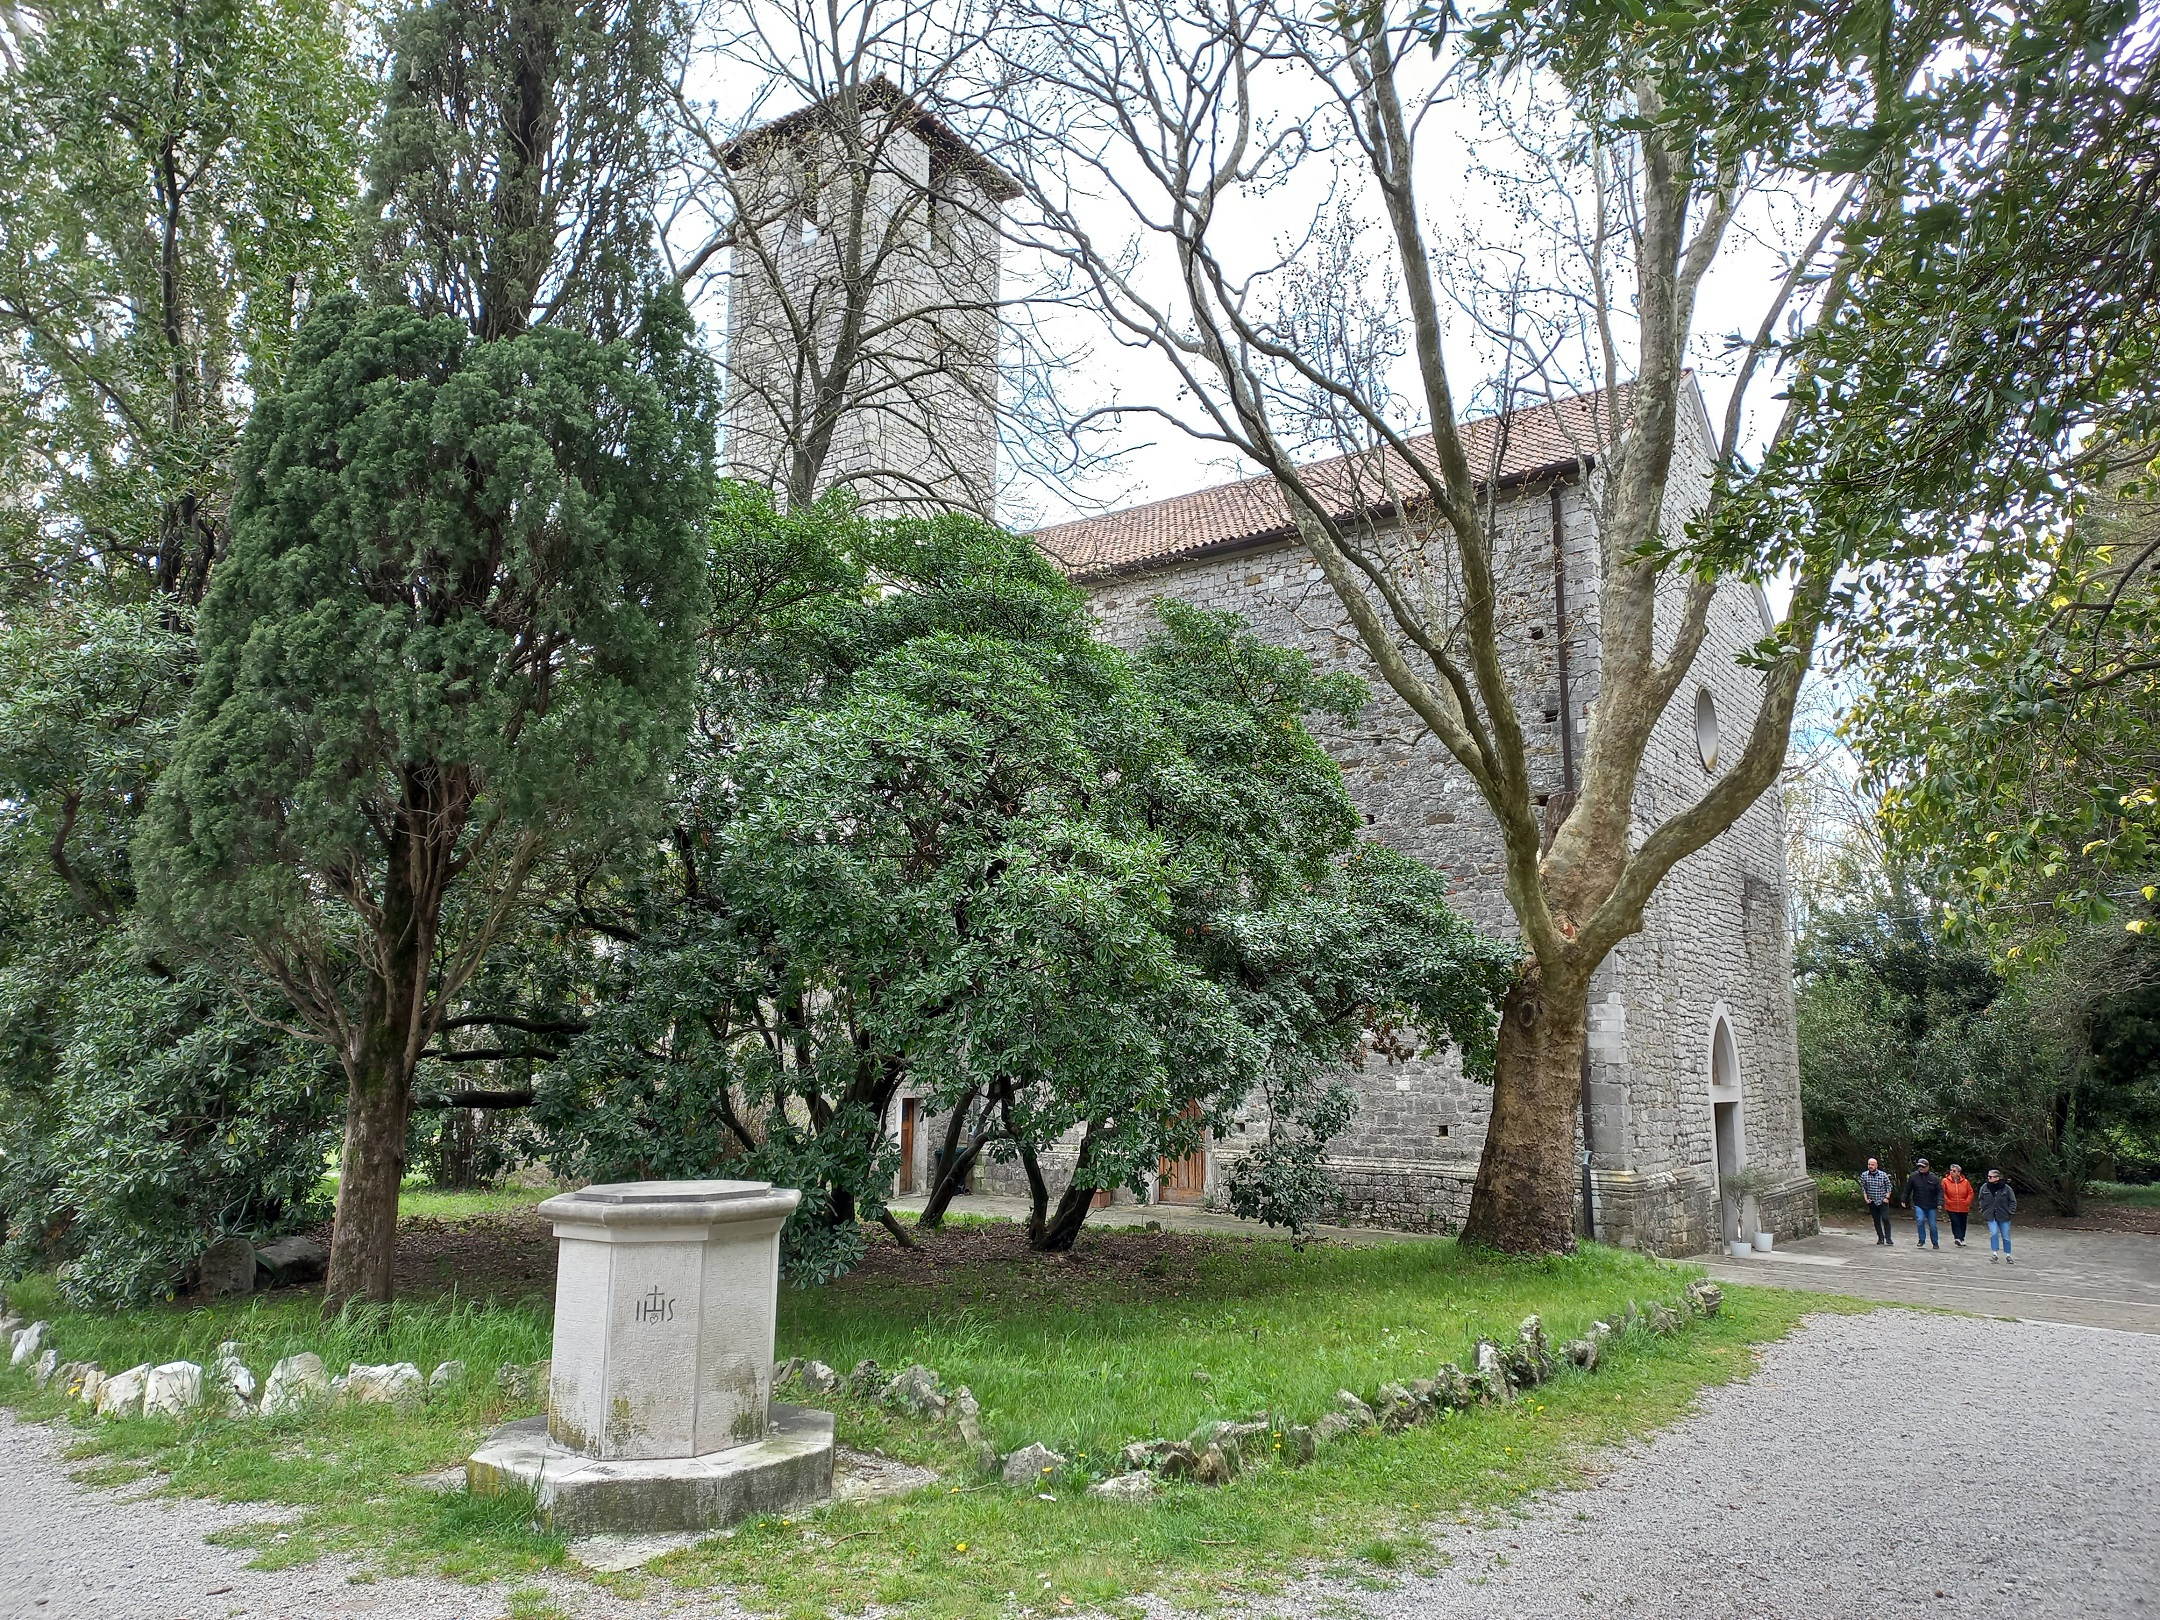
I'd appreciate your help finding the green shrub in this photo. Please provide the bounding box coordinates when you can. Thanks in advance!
[0,933,338,1306]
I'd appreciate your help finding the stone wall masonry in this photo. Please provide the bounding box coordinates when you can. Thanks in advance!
[1588,1167,1717,1257]
[1329,1156,1477,1232]
[1754,1173,1822,1244]
[725,119,1002,520]
[1068,406,1815,1255]
[1328,1045,1490,1174]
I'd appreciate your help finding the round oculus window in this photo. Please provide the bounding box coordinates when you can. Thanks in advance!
[1694,687,1720,772]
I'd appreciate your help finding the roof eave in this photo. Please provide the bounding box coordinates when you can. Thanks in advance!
[1050,452,1596,585]
[722,80,1022,203]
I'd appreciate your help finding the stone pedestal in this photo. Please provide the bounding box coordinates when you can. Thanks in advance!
[467,1179,834,1535]
[468,1408,836,1536]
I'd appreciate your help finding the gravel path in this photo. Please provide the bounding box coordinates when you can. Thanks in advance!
[0,1410,512,1620]
[1315,1310,2160,1620]
[8,1310,2155,1619]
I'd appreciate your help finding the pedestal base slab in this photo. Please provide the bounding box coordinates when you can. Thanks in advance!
[467,1402,834,1535]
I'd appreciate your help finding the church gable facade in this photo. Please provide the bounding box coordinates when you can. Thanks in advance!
[1032,390,1818,1255]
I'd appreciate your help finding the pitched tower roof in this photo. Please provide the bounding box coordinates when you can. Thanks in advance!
[724,77,1022,203]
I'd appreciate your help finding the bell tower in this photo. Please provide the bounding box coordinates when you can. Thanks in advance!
[723,81,1014,520]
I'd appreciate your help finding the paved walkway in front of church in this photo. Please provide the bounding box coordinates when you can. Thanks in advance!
[1697,1217,2160,1334]
[902,1192,2160,1334]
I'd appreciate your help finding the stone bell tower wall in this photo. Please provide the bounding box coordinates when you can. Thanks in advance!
[724,101,1004,519]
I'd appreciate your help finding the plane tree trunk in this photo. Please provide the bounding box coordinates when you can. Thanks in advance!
[1460,968,1590,1255]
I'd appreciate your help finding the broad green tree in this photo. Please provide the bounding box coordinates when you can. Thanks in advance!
[0,0,365,612]
[1844,468,2160,937]
[361,0,684,345]
[142,296,717,1311]
[532,491,1512,1274]
[990,0,2156,1250]
[1798,904,2160,1210]
[0,0,364,918]
[134,0,714,1313]
[1784,1,2160,942]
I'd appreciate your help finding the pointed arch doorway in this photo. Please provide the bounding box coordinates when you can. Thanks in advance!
[1709,1011,1745,1243]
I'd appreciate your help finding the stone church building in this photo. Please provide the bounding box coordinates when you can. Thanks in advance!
[725,90,1819,1256]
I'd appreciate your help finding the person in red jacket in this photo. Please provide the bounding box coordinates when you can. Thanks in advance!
[1940,1163,1977,1247]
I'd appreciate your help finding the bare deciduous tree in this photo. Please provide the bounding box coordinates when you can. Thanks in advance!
[664,0,1112,520]
[983,0,1940,1250]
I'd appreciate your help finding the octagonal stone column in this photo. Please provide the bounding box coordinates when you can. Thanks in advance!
[542,1179,796,1460]
[467,1178,835,1536]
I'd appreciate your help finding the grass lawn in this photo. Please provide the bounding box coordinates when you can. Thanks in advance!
[307,1174,554,1224]
[392,1183,553,1223]
[2088,1180,2160,1209]
[1,1205,1856,1618]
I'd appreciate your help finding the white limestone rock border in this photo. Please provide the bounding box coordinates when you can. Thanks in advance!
[67,1363,104,1407]
[755,1280,1728,1504]
[142,1361,205,1419]
[1088,1471,1160,1503]
[210,1345,259,1415]
[261,1352,330,1416]
[9,1320,49,1367]
[1067,1284,1731,1495]
[332,1361,424,1409]
[998,1441,1068,1487]
[94,1363,153,1418]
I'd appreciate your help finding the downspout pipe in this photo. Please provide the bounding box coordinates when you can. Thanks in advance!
[1551,482,1597,1243]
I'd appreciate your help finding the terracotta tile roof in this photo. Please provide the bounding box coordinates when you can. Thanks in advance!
[1033,387,1620,580]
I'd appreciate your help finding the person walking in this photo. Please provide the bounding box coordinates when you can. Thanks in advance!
[1860,1157,1895,1245]
[1941,1163,1976,1247]
[1906,1158,1944,1250]
[1978,1169,2017,1264]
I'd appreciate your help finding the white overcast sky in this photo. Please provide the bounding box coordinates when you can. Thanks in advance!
[985,70,1830,537]
[687,3,1833,620]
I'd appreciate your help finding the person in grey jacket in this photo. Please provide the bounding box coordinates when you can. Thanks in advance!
[1860,1158,1895,1245]
[1978,1169,2017,1264]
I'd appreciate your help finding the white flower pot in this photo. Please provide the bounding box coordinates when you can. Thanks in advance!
[1752,1232,1774,1253]
[1727,1238,1753,1259]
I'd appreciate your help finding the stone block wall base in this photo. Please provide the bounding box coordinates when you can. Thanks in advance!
[467,1403,835,1536]
[1588,1166,1821,1256]
[1755,1174,1822,1244]
[1587,1167,1718,1258]
[1330,1159,1475,1233]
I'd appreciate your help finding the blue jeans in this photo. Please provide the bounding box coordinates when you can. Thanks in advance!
[1914,1206,1939,1246]
[1988,1219,2012,1255]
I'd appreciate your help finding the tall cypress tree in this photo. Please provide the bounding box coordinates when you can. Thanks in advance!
[143,0,713,1312]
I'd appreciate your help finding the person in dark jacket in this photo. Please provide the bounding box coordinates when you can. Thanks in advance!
[1860,1158,1895,1245]
[1906,1158,1944,1250]
[1978,1169,2017,1264]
